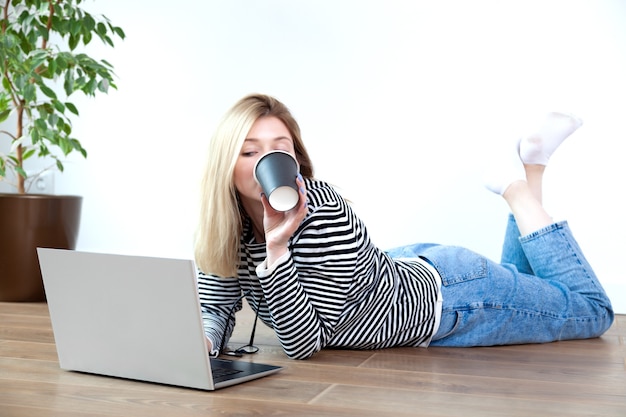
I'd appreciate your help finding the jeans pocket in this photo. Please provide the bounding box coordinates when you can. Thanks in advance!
[432,310,462,341]
[421,245,488,286]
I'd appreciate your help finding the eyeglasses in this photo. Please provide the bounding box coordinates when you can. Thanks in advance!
[219,290,260,357]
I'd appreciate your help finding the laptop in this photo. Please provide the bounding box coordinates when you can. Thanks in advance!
[37,248,282,390]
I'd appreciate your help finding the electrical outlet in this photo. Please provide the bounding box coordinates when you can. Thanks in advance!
[28,171,55,194]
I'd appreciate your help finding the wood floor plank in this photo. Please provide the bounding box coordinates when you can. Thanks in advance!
[0,302,49,316]
[248,358,626,406]
[0,340,58,361]
[0,378,417,417]
[313,383,626,417]
[2,405,112,417]
[362,350,626,387]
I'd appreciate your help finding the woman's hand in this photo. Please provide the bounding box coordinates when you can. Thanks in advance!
[262,174,308,266]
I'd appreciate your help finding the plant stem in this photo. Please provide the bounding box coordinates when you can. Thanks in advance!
[16,100,24,194]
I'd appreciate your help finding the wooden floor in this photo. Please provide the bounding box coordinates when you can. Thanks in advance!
[1,302,625,417]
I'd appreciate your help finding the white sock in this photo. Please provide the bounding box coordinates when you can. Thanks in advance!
[519,112,583,166]
[483,138,527,196]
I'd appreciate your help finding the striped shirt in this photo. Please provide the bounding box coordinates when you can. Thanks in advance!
[198,178,441,359]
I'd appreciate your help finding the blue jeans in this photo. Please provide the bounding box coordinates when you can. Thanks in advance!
[386,214,614,346]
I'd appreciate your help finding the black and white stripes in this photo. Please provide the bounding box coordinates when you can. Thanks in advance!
[198,178,440,359]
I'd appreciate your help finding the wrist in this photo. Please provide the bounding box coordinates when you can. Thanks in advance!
[266,243,288,266]
[257,249,291,278]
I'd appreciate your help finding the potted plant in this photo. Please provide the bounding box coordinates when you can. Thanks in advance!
[0,0,124,301]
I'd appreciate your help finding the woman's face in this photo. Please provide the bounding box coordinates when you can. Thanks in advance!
[234,116,296,207]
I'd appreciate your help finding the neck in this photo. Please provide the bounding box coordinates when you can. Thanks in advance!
[240,199,265,243]
[251,221,265,243]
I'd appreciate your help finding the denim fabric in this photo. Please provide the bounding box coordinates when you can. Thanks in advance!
[386,214,614,347]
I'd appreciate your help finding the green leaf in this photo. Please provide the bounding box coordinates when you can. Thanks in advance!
[16,166,28,179]
[65,102,79,115]
[63,69,75,94]
[23,83,37,102]
[48,113,59,127]
[68,34,78,50]
[103,35,114,47]
[22,149,36,160]
[59,137,72,155]
[70,20,82,37]
[47,58,57,76]
[83,31,92,45]
[83,14,96,32]
[52,99,65,113]
[34,118,47,131]
[96,22,107,36]
[13,74,26,91]
[97,78,109,93]
[85,78,97,95]
[113,26,126,39]
[40,84,58,99]
[0,110,11,123]
[29,49,49,69]
[55,54,69,71]
[38,144,50,157]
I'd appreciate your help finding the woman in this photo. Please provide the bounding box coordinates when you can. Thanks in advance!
[195,93,613,360]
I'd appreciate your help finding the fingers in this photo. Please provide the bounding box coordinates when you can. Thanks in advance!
[261,175,307,244]
[260,191,273,213]
[296,174,308,211]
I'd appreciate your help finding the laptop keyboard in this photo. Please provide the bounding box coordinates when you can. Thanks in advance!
[212,366,243,378]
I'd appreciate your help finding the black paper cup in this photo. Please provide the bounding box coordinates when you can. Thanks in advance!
[253,150,299,211]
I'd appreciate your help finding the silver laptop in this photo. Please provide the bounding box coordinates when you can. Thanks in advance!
[37,248,281,390]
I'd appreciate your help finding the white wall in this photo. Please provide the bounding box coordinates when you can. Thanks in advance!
[2,0,624,312]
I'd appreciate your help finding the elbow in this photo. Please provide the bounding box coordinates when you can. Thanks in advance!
[286,350,316,360]
[279,330,329,360]
[283,343,321,360]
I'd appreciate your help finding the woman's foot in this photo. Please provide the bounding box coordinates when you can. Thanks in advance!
[484,111,583,196]
[519,112,583,166]
[484,138,527,196]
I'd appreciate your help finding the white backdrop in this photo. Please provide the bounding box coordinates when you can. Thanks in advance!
[2,0,624,312]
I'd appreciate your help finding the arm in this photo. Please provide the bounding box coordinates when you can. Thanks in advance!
[197,272,242,355]
[258,191,367,359]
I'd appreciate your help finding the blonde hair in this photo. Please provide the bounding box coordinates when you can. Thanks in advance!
[194,94,314,277]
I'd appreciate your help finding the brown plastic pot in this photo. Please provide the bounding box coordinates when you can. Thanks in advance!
[0,194,82,302]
